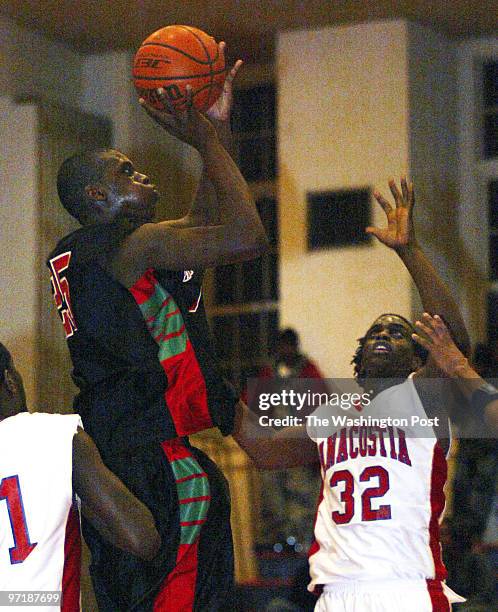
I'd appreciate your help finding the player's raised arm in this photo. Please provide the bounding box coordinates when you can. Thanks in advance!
[367,177,470,373]
[72,429,160,560]
[110,75,267,286]
[413,314,498,432]
[165,46,243,229]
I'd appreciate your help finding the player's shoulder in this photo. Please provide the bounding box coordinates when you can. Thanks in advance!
[47,222,135,267]
[13,411,81,425]
[47,226,88,261]
[0,412,82,441]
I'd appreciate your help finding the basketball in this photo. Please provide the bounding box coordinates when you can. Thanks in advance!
[133,25,226,112]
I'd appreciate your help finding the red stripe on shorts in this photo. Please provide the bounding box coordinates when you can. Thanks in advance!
[429,443,448,580]
[61,503,81,612]
[426,580,451,611]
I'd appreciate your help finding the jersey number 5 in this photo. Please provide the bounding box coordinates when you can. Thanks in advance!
[0,475,37,564]
[330,466,392,525]
[49,252,78,338]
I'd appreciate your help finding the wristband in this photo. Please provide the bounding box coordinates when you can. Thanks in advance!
[470,382,498,417]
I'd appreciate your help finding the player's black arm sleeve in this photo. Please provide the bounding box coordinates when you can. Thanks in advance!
[72,428,160,560]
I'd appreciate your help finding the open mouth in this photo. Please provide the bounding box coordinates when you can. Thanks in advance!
[372,341,392,354]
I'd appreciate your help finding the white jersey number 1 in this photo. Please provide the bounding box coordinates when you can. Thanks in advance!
[0,475,37,563]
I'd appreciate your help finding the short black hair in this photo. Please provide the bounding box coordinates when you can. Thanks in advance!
[278,328,299,348]
[0,343,12,386]
[351,313,428,380]
[57,149,111,223]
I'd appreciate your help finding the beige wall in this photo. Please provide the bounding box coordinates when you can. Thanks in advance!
[0,16,83,107]
[457,36,498,341]
[0,16,85,404]
[0,98,38,405]
[277,20,413,378]
[406,22,460,321]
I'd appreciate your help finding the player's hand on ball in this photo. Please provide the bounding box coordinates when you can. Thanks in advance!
[366,177,417,250]
[140,86,217,151]
[206,42,243,123]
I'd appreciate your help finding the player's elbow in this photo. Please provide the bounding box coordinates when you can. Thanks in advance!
[127,519,161,560]
[240,231,270,260]
[140,530,161,561]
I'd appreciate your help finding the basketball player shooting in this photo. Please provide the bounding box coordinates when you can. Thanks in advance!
[48,46,268,611]
[233,177,480,611]
[0,342,160,608]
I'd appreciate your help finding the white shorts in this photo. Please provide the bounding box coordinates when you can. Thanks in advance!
[314,579,465,612]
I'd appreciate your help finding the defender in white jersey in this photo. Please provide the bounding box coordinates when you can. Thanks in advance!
[307,375,463,611]
[232,178,484,611]
[0,343,160,610]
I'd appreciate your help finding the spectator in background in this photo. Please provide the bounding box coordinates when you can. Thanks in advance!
[260,328,325,381]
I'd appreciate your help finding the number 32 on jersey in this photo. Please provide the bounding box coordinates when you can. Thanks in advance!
[330,466,391,524]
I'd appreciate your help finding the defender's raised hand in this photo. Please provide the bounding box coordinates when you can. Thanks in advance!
[139,85,217,152]
[366,177,416,250]
[412,313,468,377]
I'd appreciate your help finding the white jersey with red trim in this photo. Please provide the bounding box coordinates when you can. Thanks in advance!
[0,412,81,609]
[307,375,448,591]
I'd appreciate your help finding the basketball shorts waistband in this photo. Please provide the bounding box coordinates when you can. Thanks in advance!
[323,579,464,601]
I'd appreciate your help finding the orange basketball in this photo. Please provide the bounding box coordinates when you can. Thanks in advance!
[133,25,226,112]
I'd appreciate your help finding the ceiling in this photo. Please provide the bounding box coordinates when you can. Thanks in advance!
[1,1,496,64]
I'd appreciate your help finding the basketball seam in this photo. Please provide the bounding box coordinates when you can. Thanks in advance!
[179,26,216,111]
[139,42,215,66]
[178,26,217,63]
[132,67,226,81]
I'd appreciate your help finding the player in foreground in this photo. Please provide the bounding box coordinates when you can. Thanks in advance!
[0,342,160,609]
[49,49,267,611]
[233,178,476,611]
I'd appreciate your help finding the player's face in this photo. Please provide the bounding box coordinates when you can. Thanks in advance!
[360,315,417,378]
[100,152,159,224]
